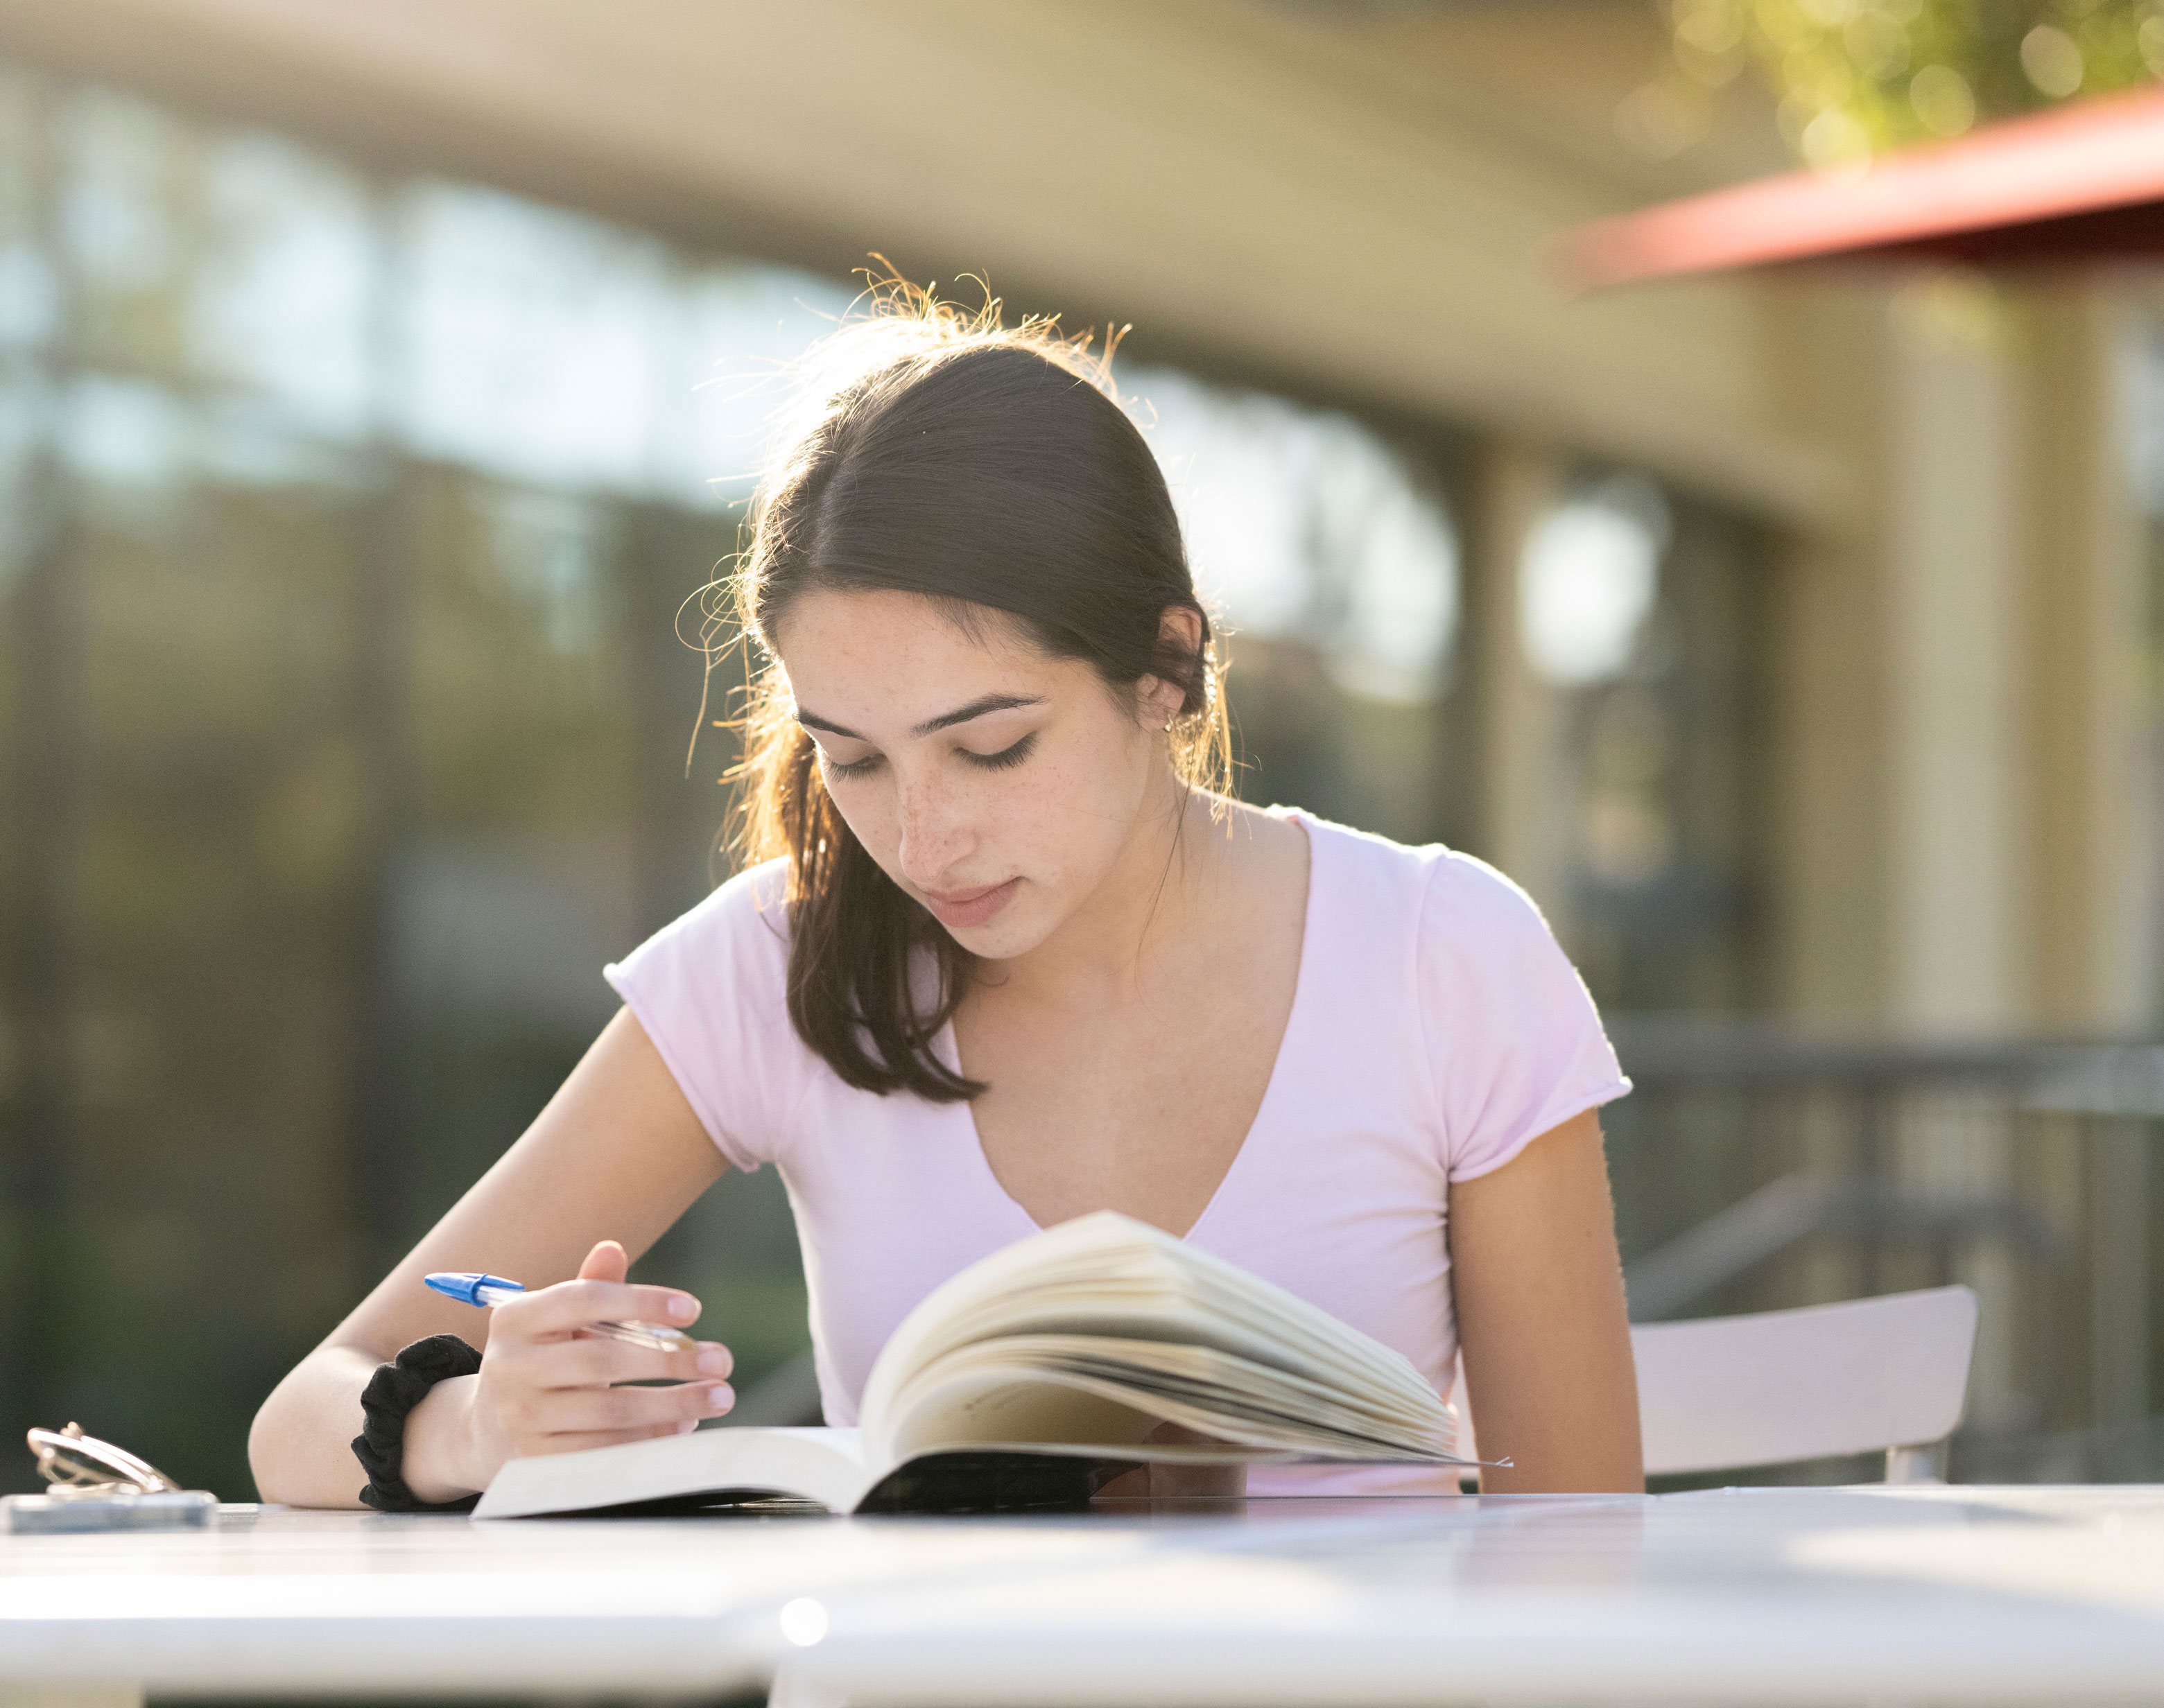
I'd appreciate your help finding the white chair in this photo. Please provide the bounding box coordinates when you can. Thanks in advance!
[1451,1284,1978,1483]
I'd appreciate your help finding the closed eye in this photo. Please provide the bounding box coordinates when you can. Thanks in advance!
[820,749,883,779]
[962,732,1037,772]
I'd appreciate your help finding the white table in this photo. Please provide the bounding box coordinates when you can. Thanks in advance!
[5,1488,2163,1707]
[0,1501,1132,1703]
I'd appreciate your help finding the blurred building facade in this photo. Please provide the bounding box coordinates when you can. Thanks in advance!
[1,0,2161,1494]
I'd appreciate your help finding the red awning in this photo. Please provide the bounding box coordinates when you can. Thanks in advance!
[1564,84,2164,288]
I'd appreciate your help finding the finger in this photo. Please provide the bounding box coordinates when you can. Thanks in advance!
[578,1239,628,1284]
[524,1335,733,1390]
[537,1421,707,1455]
[494,1277,700,1338]
[535,1381,734,1435]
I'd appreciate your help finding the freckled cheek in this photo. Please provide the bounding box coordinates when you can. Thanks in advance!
[824,761,1100,889]
[1002,757,1116,878]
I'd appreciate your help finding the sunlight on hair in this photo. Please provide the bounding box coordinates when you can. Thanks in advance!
[693,264,1239,885]
[754,260,1130,485]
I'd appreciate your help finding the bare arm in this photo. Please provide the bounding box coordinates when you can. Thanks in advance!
[249,1006,729,1508]
[1448,1108,1642,1494]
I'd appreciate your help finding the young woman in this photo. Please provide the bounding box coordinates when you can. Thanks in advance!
[250,295,1642,1509]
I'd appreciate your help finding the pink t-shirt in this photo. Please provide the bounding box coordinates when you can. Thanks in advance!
[605,808,1629,1494]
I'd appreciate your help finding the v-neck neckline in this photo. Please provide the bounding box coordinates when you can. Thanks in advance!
[940,806,1321,1243]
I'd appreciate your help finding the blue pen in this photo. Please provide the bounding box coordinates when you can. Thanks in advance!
[425,1272,691,1353]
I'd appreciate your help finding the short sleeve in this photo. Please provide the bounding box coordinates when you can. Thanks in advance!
[1417,851,1631,1183]
[603,860,808,1174]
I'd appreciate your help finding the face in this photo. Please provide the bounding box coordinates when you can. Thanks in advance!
[770,587,1181,959]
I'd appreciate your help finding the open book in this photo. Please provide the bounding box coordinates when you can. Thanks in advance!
[474,1210,1469,1517]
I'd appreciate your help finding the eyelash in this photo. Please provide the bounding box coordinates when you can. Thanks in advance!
[964,733,1037,772]
[820,733,1037,779]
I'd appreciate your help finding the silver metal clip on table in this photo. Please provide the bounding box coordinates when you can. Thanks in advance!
[2,1422,217,1534]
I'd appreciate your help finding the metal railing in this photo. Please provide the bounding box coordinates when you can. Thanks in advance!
[1605,1022,2164,1480]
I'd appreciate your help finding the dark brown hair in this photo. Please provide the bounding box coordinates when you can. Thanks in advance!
[719,281,1229,1102]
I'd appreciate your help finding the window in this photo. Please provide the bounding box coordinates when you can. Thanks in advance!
[0,69,854,1492]
[1130,369,1475,848]
[2132,318,2164,1019]
[1525,475,1769,1013]
[0,66,1503,1490]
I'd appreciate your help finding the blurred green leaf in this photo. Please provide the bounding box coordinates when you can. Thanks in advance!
[1665,0,2164,164]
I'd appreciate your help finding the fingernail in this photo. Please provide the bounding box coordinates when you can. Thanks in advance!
[707,1384,734,1414]
[697,1345,731,1377]
[667,1296,696,1321]
[677,1419,698,1434]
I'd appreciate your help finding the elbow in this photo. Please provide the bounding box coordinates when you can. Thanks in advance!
[246,1380,297,1505]
[248,1361,363,1510]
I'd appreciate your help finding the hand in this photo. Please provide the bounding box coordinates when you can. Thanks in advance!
[404,1240,734,1501]
[1091,1420,1247,1504]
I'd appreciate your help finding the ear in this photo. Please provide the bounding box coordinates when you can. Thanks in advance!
[1136,604,1204,731]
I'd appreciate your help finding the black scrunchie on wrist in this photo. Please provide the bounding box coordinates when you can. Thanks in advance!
[353,1334,485,1513]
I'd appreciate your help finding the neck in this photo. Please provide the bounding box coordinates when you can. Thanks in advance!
[985,770,1223,1009]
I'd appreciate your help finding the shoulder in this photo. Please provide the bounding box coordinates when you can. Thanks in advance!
[1283,808,1552,947]
[696,857,791,939]
[603,857,808,1172]
[1418,848,1561,955]
[606,857,793,1011]
[1245,809,1627,1175]
[1286,812,1586,1053]
[1273,805,1428,894]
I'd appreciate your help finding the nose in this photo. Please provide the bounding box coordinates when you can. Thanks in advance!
[894,774,976,890]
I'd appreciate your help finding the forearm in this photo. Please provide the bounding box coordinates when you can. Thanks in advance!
[250,1013,729,1509]
[248,1345,381,1508]
[250,1345,490,1509]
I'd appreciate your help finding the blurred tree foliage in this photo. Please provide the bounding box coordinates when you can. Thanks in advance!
[1665,0,2164,164]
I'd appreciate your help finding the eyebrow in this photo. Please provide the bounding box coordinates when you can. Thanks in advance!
[795,693,1045,743]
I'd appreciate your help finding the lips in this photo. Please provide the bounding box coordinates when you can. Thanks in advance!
[919,877,1021,931]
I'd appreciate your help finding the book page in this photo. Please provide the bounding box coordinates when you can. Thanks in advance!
[883,1347,1460,1465]
[474,1426,872,1519]
[860,1212,1451,1472]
